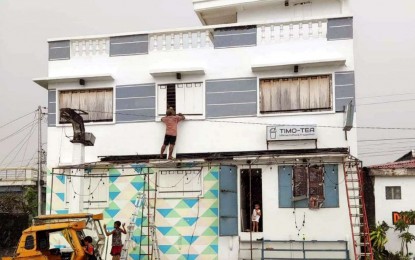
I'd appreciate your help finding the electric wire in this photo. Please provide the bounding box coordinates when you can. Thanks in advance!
[0,119,39,144]
[357,92,415,99]
[0,118,38,168]
[55,108,415,131]
[0,110,36,129]
[358,98,415,106]
[4,118,38,169]
[20,113,39,167]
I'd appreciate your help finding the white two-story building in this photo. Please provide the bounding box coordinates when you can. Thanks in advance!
[34,0,366,259]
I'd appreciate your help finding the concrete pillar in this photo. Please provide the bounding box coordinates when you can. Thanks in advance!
[69,143,85,213]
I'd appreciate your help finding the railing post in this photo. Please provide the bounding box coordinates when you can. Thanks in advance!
[261,239,264,260]
[302,240,306,260]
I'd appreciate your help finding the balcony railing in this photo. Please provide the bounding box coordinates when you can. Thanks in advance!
[50,16,343,60]
[0,168,44,183]
[257,19,327,44]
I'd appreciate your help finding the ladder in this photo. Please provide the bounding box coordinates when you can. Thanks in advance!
[120,174,160,260]
[343,156,373,260]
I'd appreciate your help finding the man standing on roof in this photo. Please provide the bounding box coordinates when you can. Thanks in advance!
[160,107,185,160]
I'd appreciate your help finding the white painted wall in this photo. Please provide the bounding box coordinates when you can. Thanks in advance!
[217,164,355,259]
[374,176,415,255]
[237,0,343,24]
[46,34,356,167]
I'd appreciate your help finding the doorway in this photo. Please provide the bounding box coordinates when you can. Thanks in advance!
[240,168,263,232]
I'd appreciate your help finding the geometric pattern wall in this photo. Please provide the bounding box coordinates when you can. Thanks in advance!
[46,165,219,260]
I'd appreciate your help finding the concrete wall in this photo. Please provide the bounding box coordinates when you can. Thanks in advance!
[46,36,356,166]
[237,0,343,23]
[374,176,415,255]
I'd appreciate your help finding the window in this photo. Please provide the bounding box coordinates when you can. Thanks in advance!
[279,165,334,208]
[157,169,203,198]
[157,82,203,115]
[260,75,331,113]
[59,88,113,123]
[386,186,401,200]
[65,172,109,209]
[24,235,35,250]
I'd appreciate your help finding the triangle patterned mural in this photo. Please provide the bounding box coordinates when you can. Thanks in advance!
[48,165,220,259]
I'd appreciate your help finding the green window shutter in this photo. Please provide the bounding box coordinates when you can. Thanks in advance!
[219,166,238,236]
[323,164,339,208]
[278,166,293,208]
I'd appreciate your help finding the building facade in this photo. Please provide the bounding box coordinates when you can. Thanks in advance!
[368,153,415,256]
[35,0,361,259]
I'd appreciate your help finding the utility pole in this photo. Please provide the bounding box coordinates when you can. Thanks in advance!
[37,106,42,216]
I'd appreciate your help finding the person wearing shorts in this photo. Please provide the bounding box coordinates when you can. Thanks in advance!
[103,221,126,260]
[160,107,185,159]
[251,203,261,232]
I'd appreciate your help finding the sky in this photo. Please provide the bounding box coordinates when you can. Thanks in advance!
[0,0,414,167]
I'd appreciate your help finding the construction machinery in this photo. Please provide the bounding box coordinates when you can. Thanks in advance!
[2,213,105,260]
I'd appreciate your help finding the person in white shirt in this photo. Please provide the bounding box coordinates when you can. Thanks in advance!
[251,203,261,232]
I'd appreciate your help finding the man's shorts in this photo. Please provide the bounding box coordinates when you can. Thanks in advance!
[164,135,177,145]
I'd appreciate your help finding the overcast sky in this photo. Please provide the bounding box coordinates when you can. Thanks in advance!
[0,0,414,167]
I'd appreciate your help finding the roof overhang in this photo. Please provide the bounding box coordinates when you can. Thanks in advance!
[149,67,205,77]
[251,58,346,72]
[369,168,415,177]
[33,74,114,89]
[193,0,283,25]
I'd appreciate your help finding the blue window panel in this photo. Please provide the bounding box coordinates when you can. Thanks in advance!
[110,34,149,56]
[47,114,56,127]
[219,166,238,236]
[214,26,257,48]
[48,40,70,60]
[335,71,355,112]
[327,17,353,40]
[278,166,293,208]
[323,164,339,208]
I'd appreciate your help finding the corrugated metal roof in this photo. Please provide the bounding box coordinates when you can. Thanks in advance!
[370,159,415,169]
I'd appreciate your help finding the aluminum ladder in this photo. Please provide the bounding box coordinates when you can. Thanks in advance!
[343,156,373,260]
[120,173,160,260]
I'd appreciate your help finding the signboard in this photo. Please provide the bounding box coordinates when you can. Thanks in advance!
[266,125,317,141]
[392,211,415,225]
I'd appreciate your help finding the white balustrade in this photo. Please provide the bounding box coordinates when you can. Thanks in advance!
[257,18,328,44]
[71,38,109,56]
[65,18,328,56]
[149,29,213,52]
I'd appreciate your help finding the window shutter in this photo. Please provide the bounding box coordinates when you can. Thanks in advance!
[278,166,293,208]
[219,166,238,236]
[175,84,186,114]
[157,85,167,115]
[323,164,339,208]
[192,83,204,114]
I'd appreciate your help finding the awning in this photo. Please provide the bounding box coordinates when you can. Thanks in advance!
[149,67,205,77]
[251,58,346,72]
[33,74,114,89]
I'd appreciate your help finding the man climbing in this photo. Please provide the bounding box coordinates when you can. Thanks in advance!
[160,107,185,159]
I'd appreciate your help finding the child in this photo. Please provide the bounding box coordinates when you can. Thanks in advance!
[104,221,127,260]
[160,107,185,160]
[251,204,261,232]
[83,236,97,260]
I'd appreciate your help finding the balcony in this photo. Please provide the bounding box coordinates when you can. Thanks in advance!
[47,15,351,61]
[0,167,45,186]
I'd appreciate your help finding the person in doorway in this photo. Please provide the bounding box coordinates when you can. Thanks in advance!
[251,203,261,232]
[83,236,97,260]
[103,221,127,260]
[160,107,185,160]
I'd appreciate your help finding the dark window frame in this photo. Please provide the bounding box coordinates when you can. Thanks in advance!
[386,186,401,200]
[24,235,35,250]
